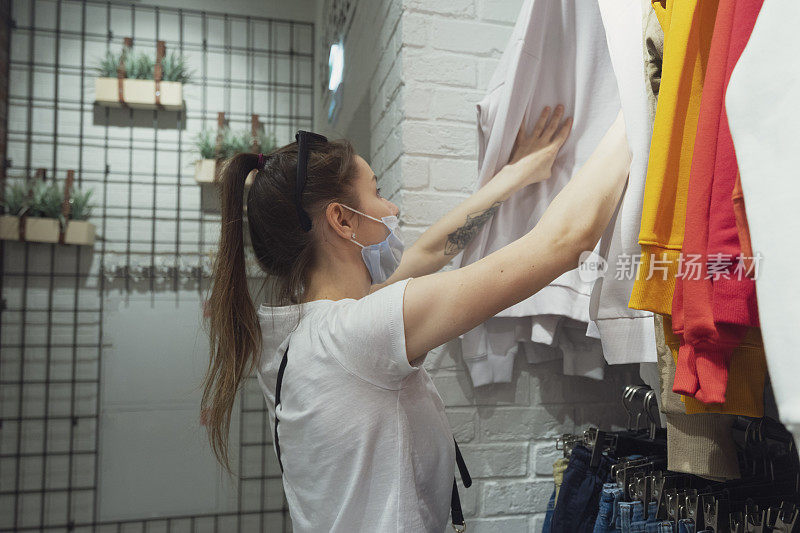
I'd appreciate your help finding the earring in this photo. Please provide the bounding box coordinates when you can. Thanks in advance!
[352,233,356,238]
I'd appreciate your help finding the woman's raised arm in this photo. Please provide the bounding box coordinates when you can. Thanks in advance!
[401,109,631,362]
[370,105,573,293]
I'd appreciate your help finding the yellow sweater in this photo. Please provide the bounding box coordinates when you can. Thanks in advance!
[629,0,720,315]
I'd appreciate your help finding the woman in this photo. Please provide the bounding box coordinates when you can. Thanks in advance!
[202,104,631,532]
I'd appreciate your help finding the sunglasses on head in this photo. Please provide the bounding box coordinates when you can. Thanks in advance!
[294,130,328,232]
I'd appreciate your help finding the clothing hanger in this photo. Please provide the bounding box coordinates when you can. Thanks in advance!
[555,432,583,458]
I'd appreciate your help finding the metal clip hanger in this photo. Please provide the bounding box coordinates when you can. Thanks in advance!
[773,503,798,533]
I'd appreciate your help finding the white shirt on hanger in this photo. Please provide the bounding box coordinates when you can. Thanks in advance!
[594,0,657,365]
[456,0,655,386]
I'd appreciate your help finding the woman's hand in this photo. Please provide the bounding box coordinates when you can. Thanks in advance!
[505,104,573,188]
[375,106,573,286]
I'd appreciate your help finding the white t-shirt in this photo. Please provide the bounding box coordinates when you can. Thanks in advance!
[255,277,455,532]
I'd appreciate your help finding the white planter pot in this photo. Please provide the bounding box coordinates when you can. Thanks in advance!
[0,215,96,246]
[195,159,256,213]
[95,77,184,110]
[194,159,256,186]
[64,220,97,245]
[194,159,217,184]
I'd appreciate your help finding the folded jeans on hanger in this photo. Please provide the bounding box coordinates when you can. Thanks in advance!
[551,445,616,532]
[619,500,658,533]
[592,483,623,533]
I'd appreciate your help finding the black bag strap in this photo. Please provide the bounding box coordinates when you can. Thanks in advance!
[273,342,290,473]
[273,342,471,531]
[452,439,471,531]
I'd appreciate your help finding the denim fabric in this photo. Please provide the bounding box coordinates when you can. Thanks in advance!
[551,445,616,533]
[593,483,623,533]
[630,501,659,533]
[618,501,640,533]
[631,502,658,533]
[542,488,556,533]
[553,457,569,505]
[617,500,659,533]
[645,520,674,533]
[677,519,695,533]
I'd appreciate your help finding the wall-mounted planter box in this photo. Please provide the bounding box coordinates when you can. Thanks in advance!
[64,220,96,244]
[0,215,96,246]
[194,159,216,185]
[194,159,255,186]
[95,78,184,110]
[195,159,256,213]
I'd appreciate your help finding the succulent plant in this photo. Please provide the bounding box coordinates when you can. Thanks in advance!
[95,46,191,83]
[96,49,122,78]
[254,130,278,154]
[29,181,63,219]
[1,181,29,216]
[2,176,95,227]
[126,51,155,80]
[227,130,252,158]
[195,127,279,161]
[161,50,193,84]
[196,129,218,160]
[195,128,241,160]
[69,188,94,221]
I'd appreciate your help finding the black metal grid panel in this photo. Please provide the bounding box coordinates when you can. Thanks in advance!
[0,0,313,531]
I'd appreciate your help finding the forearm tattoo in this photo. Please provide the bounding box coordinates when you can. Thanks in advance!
[444,201,502,255]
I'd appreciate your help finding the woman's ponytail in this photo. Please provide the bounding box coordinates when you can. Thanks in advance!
[201,152,262,476]
[199,136,359,476]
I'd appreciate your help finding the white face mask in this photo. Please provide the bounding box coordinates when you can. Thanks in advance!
[341,204,405,284]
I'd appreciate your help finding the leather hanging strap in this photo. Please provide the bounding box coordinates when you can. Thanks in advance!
[117,37,132,107]
[154,40,166,109]
[250,114,260,153]
[214,112,226,159]
[19,168,45,241]
[58,170,74,245]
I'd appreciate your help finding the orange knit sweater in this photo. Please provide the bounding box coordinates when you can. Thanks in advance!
[629,0,720,315]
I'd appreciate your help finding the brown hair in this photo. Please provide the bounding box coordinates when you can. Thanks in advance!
[201,137,358,475]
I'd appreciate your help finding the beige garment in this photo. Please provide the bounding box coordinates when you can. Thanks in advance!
[636,1,668,422]
[641,0,664,125]
[655,314,741,481]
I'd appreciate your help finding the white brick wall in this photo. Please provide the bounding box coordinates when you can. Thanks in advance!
[317,0,643,530]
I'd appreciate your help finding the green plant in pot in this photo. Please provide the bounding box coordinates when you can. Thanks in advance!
[29,181,94,225]
[194,126,278,191]
[161,50,193,83]
[29,181,63,218]
[94,42,192,111]
[253,130,278,155]
[194,128,243,160]
[126,51,155,80]
[69,188,94,221]
[2,180,94,219]
[96,47,192,84]
[195,127,274,161]
[1,178,96,244]
[1,181,29,216]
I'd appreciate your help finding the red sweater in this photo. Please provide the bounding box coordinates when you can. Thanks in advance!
[672,0,762,404]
